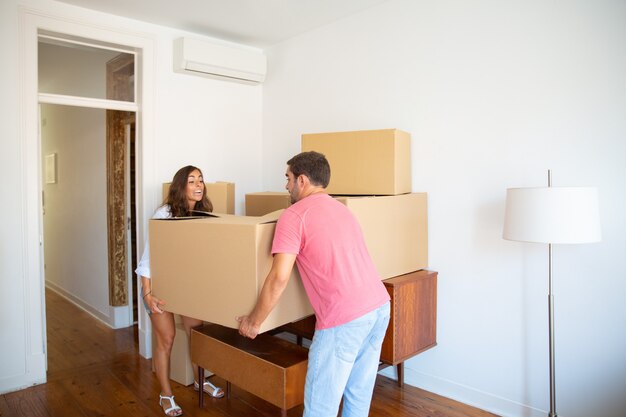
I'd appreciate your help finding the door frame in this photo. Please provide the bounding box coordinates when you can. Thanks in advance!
[19,8,157,389]
[106,53,136,312]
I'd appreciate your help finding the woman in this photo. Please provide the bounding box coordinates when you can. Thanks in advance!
[136,165,224,417]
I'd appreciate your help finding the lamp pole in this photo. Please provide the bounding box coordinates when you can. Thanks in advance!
[504,171,600,417]
[547,169,557,417]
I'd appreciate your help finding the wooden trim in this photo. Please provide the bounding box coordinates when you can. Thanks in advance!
[38,93,137,111]
[106,55,135,307]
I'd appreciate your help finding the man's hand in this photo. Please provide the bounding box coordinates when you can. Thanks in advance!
[236,253,297,340]
[236,315,260,339]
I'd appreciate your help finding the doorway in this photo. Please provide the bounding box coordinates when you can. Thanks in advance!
[17,10,157,390]
[39,35,139,328]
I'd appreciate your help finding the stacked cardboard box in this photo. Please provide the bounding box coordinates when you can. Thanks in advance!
[152,128,427,333]
[245,128,428,278]
[301,128,412,195]
[245,191,291,216]
[245,192,427,279]
[302,128,427,275]
[279,129,434,383]
[151,129,429,402]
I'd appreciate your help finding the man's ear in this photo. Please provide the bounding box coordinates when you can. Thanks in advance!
[298,174,308,187]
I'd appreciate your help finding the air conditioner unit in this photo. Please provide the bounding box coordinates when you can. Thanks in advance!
[173,37,266,85]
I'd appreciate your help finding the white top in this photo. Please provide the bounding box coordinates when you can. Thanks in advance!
[135,205,171,279]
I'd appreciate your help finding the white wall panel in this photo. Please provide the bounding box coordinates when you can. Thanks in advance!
[262,1,626,416]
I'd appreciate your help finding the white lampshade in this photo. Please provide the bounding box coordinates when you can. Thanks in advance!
[503,187,601,244]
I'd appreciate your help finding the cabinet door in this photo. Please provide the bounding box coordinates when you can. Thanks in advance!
[381,270,437,364]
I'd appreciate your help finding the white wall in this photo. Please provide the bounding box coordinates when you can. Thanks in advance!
[262,1,626,417]
[38,41,119,98]
[41,105,109,318]
[0,0,31,394]
[1,0,263,393]
[154,51,264,214]
[39,42,118,325]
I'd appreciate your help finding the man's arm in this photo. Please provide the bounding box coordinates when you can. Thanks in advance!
[237,252,297,339]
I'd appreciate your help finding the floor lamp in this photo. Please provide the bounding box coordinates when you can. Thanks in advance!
[502,170,601,417]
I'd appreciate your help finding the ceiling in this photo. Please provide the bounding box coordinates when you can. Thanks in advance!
[56,0,389,48]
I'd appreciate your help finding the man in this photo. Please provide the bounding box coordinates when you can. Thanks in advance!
[237,151,390,417]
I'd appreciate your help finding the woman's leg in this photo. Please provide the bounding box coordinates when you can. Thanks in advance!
[180,315,203,383]
[181,315,224,398]
[151,311,179,414]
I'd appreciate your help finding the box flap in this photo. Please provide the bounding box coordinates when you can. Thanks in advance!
[150,211,284,225]
[257,209,284,223]
[151,212,220,221]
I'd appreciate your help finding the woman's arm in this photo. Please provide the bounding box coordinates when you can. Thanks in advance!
[141,275,166,314]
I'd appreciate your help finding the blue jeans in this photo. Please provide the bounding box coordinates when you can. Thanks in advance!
[304,302,391,417]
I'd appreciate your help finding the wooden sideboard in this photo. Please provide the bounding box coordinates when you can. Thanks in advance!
[380,269,437,385]
[277,269,438,386]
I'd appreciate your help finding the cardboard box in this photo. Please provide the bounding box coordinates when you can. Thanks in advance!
[335,193,428,279]
[150,211,313,333]
[162,181,235,214]
[245,191,291,216]
[192,324,308,410]
[301,129,411,195]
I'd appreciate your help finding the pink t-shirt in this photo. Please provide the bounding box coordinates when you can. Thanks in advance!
[272,193,390,329]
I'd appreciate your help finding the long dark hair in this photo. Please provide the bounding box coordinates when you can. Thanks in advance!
[165,165,213,217]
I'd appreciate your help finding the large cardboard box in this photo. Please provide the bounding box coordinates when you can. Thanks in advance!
[245,191,291,216]
[336,193,428,279]
[150,211,313,333]
[162,181,235,214]
[301,129,411,195]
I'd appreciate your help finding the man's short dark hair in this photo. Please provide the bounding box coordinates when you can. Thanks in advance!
[287,151,331,188]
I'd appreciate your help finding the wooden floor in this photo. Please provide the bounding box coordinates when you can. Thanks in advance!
[0,289,498,417]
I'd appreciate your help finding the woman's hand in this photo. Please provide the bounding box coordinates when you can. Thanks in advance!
[145,294,166,314]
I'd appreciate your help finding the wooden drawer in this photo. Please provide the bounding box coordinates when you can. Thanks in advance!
[191,323,308,411]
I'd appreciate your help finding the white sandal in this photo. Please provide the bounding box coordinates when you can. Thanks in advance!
[159,394,183,416]
[194,379,225,398]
